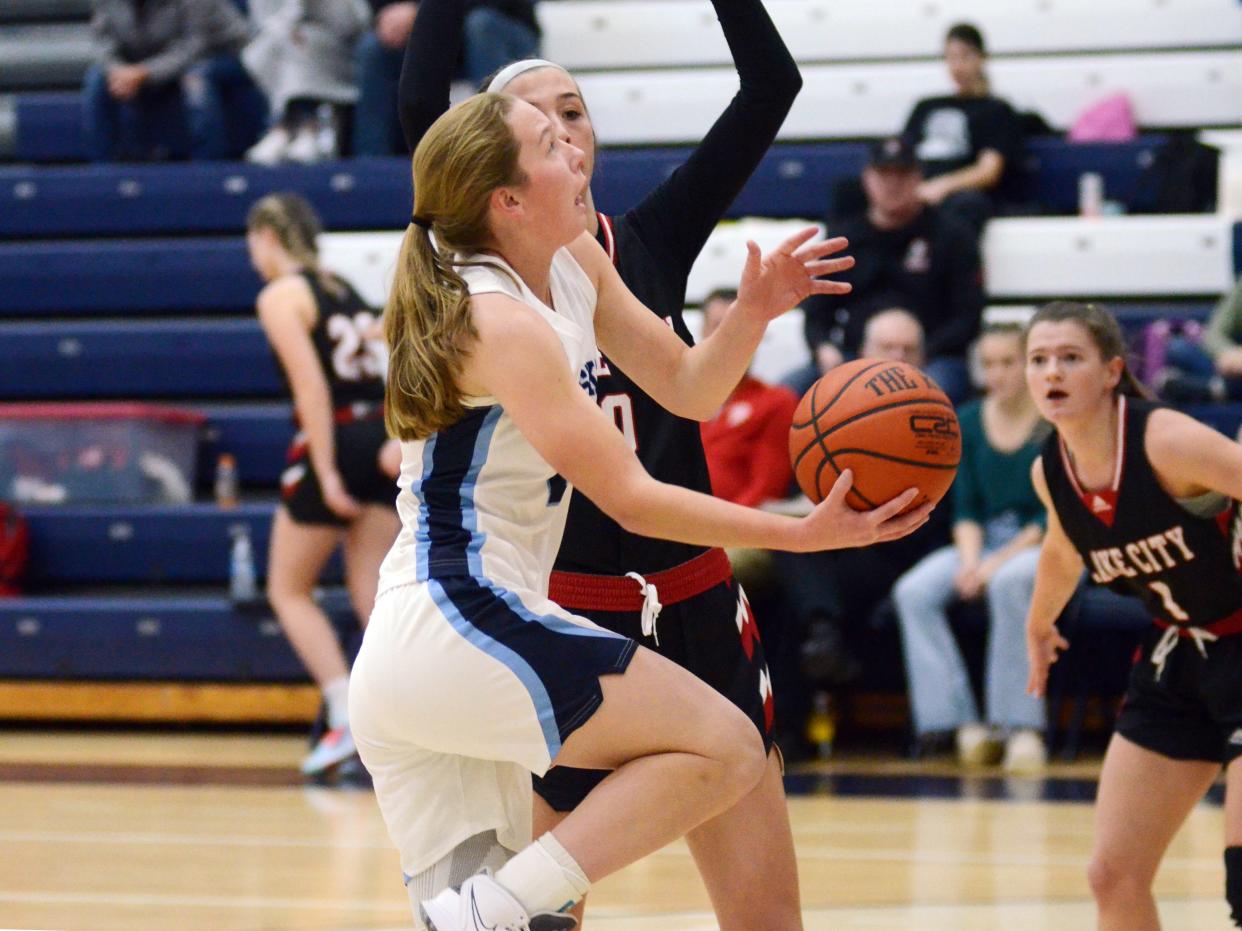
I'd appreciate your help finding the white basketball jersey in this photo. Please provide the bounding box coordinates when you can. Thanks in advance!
[379,247,599,598]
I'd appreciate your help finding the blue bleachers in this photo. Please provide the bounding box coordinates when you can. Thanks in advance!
[22,502,346,585]
[0,319,279,398]
[0,158,414,238]
[10,91,83,162]
[198,403,294,488]
[0,239,260,315]
[0,589,355,680]
[0,136,1172,239]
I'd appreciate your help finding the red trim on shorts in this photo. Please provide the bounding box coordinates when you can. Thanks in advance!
[548,548,732,612]
[1153,607,1242,638]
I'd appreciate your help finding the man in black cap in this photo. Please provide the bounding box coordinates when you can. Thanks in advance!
[786,136,984,404]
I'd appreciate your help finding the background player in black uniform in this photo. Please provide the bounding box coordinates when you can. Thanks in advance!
[1022,301,1242,930]
[395,3,827,928]
[245,194,402,776]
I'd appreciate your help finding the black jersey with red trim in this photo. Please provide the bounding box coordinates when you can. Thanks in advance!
[548,213,716,574]
[1042,397,1242,626]
[396,0,801,575]
[297,270,386,410]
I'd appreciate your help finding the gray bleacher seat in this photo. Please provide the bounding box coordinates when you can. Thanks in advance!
[0,23,93,90]
[539,0,1242,70]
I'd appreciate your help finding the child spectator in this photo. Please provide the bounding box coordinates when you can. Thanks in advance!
[243,0,372,164]
[84,0,258,161]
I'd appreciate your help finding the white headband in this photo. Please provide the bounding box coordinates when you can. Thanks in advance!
[486,58,571,93]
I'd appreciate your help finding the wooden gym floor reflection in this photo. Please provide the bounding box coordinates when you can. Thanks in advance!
[0,730,1230,930]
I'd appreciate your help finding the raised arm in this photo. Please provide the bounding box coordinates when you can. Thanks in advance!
[625,0,803,272]
[397,0,465,151]
[572,227,852,420]
[464,294,929,552]
[1025,457,1082,697]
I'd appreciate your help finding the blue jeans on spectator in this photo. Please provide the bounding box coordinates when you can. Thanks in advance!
[83,57,265,161]
[1161,336,1242,401]
[892,516,1044,738]
[352,9,539,156]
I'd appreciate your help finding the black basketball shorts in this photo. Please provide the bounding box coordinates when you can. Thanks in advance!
[533,575,775,812]
[1116,625,1242,766]
[281,416,396,527]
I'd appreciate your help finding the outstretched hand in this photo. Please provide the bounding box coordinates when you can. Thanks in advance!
[794,469,933,553]
[736,227,854,325]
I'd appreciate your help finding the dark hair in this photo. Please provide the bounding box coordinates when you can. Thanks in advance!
[946,22,986,55]
[1023,301,1152,399]
[703,288,738,306]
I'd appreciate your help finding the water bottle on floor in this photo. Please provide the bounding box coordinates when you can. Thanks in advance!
[229,523,257,604]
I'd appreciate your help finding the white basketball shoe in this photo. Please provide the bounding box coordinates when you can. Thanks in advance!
[420,869,577,931]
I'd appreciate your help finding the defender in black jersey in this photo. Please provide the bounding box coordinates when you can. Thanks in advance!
[394,3,816,928]
[246,194,401,778]
[1023,301,1242,929]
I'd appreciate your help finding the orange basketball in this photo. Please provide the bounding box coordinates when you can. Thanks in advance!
[789,358,961,511]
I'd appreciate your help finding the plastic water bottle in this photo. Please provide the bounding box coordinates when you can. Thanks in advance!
[214,453,239,509]
[229,523,257,603]
[805,691,836,760]
[314,104,338,161]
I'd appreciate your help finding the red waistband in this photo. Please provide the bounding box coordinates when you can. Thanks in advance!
[1154,607,1242,638]
[548,548,732,612]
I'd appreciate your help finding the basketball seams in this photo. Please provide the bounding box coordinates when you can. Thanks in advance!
[810,396,957,444]
[788,360,889,430]
[828,448,961,471]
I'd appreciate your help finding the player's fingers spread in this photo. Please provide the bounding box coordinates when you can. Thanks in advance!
[805,257,855,277]
[796,235,848,260]
[810,280,853,295]
[780,226,820,254]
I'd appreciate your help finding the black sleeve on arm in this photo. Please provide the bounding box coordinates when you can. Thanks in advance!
[926,222,985,358]
[397,0,466,153]
[625,0,802,275]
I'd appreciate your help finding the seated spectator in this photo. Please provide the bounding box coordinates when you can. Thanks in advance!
[243,0,372,164]
[787,136,984,404]
[699,289,800,507]
[901,22,1021,235]
[892,324,1047,771]
[769,309,951,758]
[84,0,260,162]
[352,0,541,157]
[1158,275,1242,402]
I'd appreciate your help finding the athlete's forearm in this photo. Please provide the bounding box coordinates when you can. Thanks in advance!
[1026,541,1081,631]
[397,0,462,153]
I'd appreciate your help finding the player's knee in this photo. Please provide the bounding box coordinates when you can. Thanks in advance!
[1226,846,1242,927]
[715,708,766,798]
[1087,851,1144,904]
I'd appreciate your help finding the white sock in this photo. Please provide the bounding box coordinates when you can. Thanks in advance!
[494,832,590,915]
[322,675,350,731]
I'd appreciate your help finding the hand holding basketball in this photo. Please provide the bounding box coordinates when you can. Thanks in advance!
[790,358,961,511]
[790,468,933,552]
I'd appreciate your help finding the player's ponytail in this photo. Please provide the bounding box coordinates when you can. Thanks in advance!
[384,93,528,441]
[1024,300,1153,399]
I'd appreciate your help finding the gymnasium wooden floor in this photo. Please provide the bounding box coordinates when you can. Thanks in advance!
[0,729,1231,930]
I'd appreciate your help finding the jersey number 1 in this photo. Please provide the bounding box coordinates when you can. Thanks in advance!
[1148,581,1190,622]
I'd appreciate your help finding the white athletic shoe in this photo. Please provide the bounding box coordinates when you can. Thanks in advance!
[299,725,356,776]
[421,870,577,931]
[956,723,1001,767]
[245,126,291,165]
[1003,729,1048,774]
[285,126,325,164]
